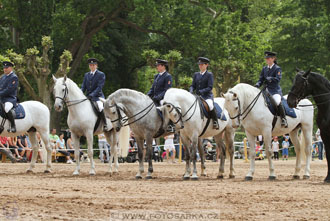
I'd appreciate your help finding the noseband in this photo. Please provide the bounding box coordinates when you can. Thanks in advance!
[163,97,198,125]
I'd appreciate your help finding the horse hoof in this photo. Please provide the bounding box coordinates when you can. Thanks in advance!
[26,169,33,174]
[292,175,300,180]
[324,179,330,183]
[303,175,310,180]
[183,176,190,180]
[217,175,224,179]
[245,176,253,181]
[229,175,235,179]
[191,176,198,180]
[44,170,51,173]
[135,175,142,179]
[268,176,276,181]
[201,173,207,177]
[145,176,152,180]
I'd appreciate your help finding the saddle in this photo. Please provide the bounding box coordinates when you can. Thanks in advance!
[197,97,227,121]
[262,91,297,118]
[0,103,25,119]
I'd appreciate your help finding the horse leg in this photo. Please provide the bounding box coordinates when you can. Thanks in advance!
[263,132,276,180]
[302,126,313,179]
[181,135,191,180]
[191,137,199,180]
[26,132,38,173]
[72,132,81,175]
[40,130,52,173]
[289,128,301,179]
[245,131,256,180]
[135,138,145,179]
[197,138,206,176]
[105,130,118,175]
[320,130,330,182]
[225,127,236,178]
[85,131,95,175]
[214,133,225,179]
[145,135,153,179]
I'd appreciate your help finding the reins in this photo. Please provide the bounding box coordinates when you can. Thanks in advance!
[55,83,88,107]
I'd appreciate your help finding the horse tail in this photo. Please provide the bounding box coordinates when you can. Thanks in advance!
[118,126,130,157]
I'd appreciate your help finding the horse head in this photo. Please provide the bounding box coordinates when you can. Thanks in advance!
[102,97,126,132]
[223,90,241,128]
[52,75,68,112]
[287,68,311,108]
[161,101,184,130]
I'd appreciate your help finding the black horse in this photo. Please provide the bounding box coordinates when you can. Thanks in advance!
[287,68,330,183]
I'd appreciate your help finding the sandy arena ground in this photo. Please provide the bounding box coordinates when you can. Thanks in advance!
[0,159,329,220]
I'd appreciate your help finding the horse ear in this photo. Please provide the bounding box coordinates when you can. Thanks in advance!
[63,75,67,82]
[52,75,57,82]
[99,98,106,103]
[303,68,311,77]
[166,104,171,109]
[220,92,225,98]
[295,67,301,72]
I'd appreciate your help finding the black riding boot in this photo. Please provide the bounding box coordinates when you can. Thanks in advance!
[100,110,110,131]
[210,108,219,130]
[277,102,288,128]
[7,109,16,133]
[166,120,175,133]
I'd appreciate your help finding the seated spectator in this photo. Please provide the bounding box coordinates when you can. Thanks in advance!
[129,131,137,151]
[0,136,16,163]
[7,136,22,160]
[56,133,73,164]
[49,128,59,153]
[256,141,264,160]
[35,132,45,163]
[66,134,84,161]
[18,133,32,161]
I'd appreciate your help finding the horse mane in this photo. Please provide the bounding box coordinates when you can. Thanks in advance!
[229,83,260,100]
[108,88,148,103]
[309,72,330,91]
[56,77,86,98]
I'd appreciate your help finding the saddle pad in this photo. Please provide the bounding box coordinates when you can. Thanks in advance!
[201,102,227,121]
[264,96,297,118]
[0,104,25,119]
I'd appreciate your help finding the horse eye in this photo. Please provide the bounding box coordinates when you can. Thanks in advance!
[62,89,65,92]
[174,113,177,117]
[235,107,238,110]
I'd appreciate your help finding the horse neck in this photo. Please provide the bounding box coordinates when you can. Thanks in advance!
[115,92,154,118]
[237,87,263,112]
[309,75,330,112]
[172,92,196,112]
[66,81,88,113]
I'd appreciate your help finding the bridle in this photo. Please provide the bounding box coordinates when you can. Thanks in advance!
[54,82,88,107]
[163,97,198,125]
[288,74,309,103]
[109,102,155,128]
[55,82,88,107]
[228,88,264,125]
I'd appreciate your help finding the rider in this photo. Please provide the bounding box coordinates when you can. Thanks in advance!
[255,51,288,128]
[0,61,18,133]
[189,57,219,130]
[81,58,109,131]
[147,59,174,132]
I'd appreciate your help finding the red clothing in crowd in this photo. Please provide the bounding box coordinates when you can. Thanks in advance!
[0,136,8,145]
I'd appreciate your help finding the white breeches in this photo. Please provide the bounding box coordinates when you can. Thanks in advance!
[4,102,13,113]
[96,100,104,112]
[272,94,281,106]
[205,99,214,111]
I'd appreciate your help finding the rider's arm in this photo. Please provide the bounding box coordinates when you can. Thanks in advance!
[81,74,87,93]
[199,72,213,95]
[267,67,282,83]
[89,72,105,98]
[0,76,18,97]
[154,74,172,101]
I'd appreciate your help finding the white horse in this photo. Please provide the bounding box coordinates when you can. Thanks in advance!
[161,88,236,180]
[102,89,177,179]
[52,76,129,175]
[223,83,313,180]
[0,101,51,173]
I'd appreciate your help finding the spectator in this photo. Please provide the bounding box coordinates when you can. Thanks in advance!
[255,141,264,160]
[49,128,59,153]
[315,128,324,161]
[173,132,180,158]
[164,134,176,163]
[56,133,73,164]
[67,134,85,161]
[272,136,279,160]
[0,136,16,163]
[129,131,137,151]
[98,133,109,163]
[18,134,31,161]
[8,137,22,160]
[282,136,290,160]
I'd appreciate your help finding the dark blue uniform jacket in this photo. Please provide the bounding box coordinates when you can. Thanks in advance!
[81,70,105,101]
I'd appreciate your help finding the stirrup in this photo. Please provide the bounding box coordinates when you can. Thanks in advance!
[213,121,219,130]
[7,127,16,133]
[166,125,175,133]
[281,119,288,128]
